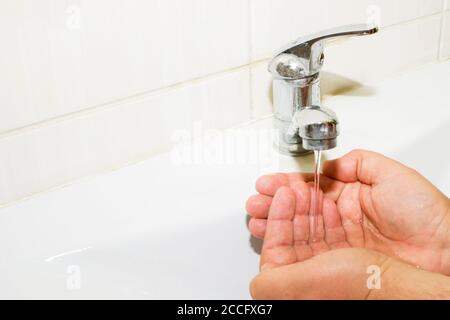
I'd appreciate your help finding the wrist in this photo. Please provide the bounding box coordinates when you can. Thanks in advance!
[370,258,450,299]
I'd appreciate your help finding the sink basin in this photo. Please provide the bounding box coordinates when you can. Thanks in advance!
[0,61,449,299]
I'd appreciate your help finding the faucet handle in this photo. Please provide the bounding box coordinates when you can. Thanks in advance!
[280,24,378,54]
[269,24,379,80]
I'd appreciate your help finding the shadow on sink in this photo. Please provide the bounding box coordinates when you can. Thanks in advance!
[321,71,378,98]
[263,71,377,114]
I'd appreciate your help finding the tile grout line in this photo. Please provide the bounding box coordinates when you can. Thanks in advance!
[438,11,445,60]
[0,8,447,208]
[0,113,275,210]
[249,11,446,62]
[247,0,255,120]
[0,11,444,141]
[381,9,445,29]
[2,62,448,209]
[0,62,263,141]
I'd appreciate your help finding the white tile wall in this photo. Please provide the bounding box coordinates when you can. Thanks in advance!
[0,0,448,206]
[250,62,274,118]
[250,0,443,61]
[0,68,250,206]
[251,15,442,117]
[441,11,450,60]
[0,0,249,133]
[323,15,442,89]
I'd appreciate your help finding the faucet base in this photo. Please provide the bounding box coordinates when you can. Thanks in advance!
[274,143,313,157]
[273,117,313,156]
[302,138,337,151]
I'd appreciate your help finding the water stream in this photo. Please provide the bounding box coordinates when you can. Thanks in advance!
[310,150,322,243]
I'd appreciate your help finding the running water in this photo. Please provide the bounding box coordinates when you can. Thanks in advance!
[310,150,322,243]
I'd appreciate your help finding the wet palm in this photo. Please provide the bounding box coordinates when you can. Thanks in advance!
[247,150,450,274]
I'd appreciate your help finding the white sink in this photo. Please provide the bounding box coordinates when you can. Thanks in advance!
[0,61,449,299]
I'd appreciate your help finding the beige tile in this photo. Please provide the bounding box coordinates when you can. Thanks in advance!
[0,0,249,133]
[440,11,450,60]
[0,68,251,206]
[250,63,273,118]
[251,16,442,117]
[250,0,443,60]
[323,15,442,90]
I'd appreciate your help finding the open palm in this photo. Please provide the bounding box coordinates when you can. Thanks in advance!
[247,150,450,274]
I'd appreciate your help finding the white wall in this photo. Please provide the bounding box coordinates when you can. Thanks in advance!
[0,0,449,206]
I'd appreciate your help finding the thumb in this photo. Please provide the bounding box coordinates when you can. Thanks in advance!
[322,149,405,185]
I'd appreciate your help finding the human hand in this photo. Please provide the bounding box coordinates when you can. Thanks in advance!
[246,150,450,274]
[250,186,450,300]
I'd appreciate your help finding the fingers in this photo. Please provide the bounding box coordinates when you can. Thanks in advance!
[247,180,311,242]
[246,194,272,219]
[322,197,349,249]
[248,181,350,251]
[255,172,344,204]
[255,172,314,196]
[290,180,310,217]
[261,187,297,270]
[335,183,366,248]
[255,174,290,196]
[291,180,314,262]
[290,180,310,240]
[249,175,311,220]
[248,218,266,238]
[306,183,330,255]
[246,174,309,219]
[308,182,324,243]
[323,149,404,185]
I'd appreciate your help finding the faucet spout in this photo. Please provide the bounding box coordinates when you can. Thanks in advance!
[294,106,339,151]
[268,23,378,156]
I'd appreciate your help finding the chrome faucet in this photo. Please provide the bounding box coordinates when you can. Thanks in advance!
[268,24,378,155]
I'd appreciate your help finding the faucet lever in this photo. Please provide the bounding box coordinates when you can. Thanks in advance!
[280,23,378,54]
[269,24,379,80]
